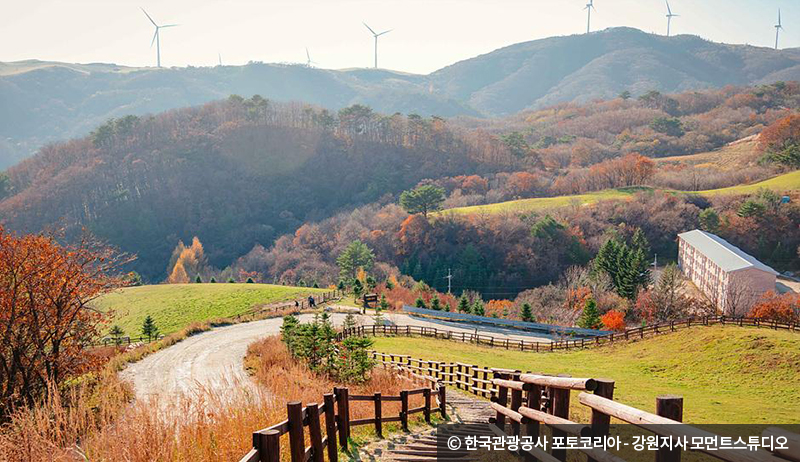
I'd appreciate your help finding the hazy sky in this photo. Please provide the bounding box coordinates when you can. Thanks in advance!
[3,0,799,74]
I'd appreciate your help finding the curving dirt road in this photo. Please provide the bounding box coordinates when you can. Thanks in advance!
[121,311,550,401]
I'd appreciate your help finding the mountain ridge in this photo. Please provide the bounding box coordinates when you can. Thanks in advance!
[2,27,800,168]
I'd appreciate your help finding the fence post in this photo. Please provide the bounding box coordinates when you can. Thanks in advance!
[523,384,541,462]
[510,373,523,437]
[256,429,281,462]
[550,384,571,462]
[400,390,409,431]
[323,393,338,462]
[656,395,684,462]
[287,402,305,462]
[423,388,432,423]
[587,379,615,462]
[438,384,447,419]
[307,403,324,462]
[494,372,509,430]
[374,392,383,438]
[335,387,350,450]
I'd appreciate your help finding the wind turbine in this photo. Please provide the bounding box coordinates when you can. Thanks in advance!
[363,22,392,69]
[584,0,595,34]
[141,8,178,68]
[775,9,784,50]
[665,0,679,37]
[305,48,318,67]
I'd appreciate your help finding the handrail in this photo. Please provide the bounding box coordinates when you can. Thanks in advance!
[237,383,446,462]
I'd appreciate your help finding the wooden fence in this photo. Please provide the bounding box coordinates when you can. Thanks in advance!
[340,315,799,353]
[372,352,798,462]
[236,290,344,321]
[237,384,446,462]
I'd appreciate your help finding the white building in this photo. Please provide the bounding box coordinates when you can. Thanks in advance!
[677,230,778,314]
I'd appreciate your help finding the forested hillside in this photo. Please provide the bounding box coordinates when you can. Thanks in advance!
[3,27,800,168]
[0,97,515,279]
[2,84,798,284]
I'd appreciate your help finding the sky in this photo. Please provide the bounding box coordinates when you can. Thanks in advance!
[2,0,799,75]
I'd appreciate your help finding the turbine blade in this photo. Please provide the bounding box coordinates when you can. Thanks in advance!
[363,22,377,35]
[306,48,311,61]
[160,24,179,28]
[141,8,157,26]
[377,29,392,36]
[666,0,671,15]
[150,29,158,47]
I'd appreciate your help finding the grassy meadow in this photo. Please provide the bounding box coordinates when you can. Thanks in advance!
[444,170,800,215]
[94,283,327,337]
[372,325,800,424]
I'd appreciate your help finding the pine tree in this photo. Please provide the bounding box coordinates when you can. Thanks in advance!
[337,280,346,291]
[431,295,441,311]
[577,298,602,330]
[195,274,202,283]
[472,299,485,316]
[385,278,395,290]
[343,313,357,331]
[631,228,650,256]
[141,315,159,342]
[109,325,125,346]
[458,294,470,313]
[227,277,235,283]
[313,282,320,288]
[352,278,364,300]
[380,294,389,311]
[415,297,427,309]
[246,277,254,283]
[521,303,533,322]
[209,276,217,283]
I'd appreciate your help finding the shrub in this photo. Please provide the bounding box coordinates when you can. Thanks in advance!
[601,310,626,331]
[280,314,374,383]
[748,292,800,323]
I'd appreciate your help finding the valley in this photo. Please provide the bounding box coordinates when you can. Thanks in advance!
[2,7,800,461]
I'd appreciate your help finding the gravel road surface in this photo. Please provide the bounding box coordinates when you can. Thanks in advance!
[121,311,550,401]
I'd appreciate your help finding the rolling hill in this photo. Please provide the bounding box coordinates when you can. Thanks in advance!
[3,27,800,169]
[94,283,327,336]
[444,170,800,215]
[372,325,800,423]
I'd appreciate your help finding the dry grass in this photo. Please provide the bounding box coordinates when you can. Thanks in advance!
[0,334,424,461]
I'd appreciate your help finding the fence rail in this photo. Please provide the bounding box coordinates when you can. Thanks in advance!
[238,383,445,462]
[339,315,798,353]
[371,351,798,462]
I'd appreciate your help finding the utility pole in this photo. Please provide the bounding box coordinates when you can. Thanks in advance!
[445,268,453,294]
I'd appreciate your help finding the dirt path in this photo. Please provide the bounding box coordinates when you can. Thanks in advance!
[121,311,551,402]
[120,313,350,401]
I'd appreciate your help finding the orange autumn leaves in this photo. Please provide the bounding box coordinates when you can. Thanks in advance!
[0,226,130,414]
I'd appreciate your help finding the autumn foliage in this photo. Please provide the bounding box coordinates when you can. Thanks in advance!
[748,291,800,323]
[600,310,626,332]
[0,226,129,415]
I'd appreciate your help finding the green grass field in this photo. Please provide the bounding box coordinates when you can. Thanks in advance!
[94,283,327,337]
[444,170,800,215]
[372,325,800,424]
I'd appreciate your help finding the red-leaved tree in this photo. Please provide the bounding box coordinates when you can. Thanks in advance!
[0,226,131,415]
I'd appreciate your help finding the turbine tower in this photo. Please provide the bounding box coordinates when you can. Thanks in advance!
[775,9,784,50]
[665,0,679,37]
[363,22,392,69]
[585,0,595,34]
[141,8,178,68]
[306,48,315,67]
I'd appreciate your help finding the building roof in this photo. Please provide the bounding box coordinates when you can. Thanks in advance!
[678,229,778,275]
